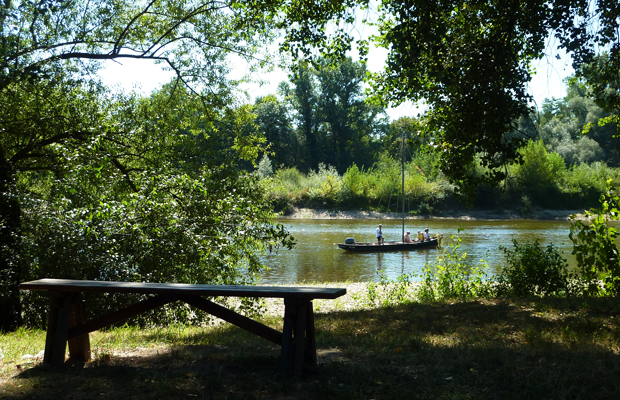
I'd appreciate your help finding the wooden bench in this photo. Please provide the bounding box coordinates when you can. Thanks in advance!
[20,278,346,377]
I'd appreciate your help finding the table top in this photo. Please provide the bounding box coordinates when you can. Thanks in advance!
[20,279,346,299]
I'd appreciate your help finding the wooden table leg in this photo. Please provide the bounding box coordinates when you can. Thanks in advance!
[278,300,296,375]
[304,301,317,370]
[279,298,318,377]
[68,294,91,362]
[292,300,309,377]
[43,293,72,366]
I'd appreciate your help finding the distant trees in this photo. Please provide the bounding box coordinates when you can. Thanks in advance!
[253,95,300,170]
[538,79,618,166]
[274,58,387,174]
[277,0,620,194]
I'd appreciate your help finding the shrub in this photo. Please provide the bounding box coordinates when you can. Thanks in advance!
[560,162,615,208]
[417,235,492,301]
[339,164,366,206]
[569,179,620,296]
[514,140,566,205]
[497,240,576,297]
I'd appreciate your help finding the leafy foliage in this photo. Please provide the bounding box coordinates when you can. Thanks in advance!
[513,140,565,204]
[264,155,449,212]
[1,76,292,329]
[0,0,294,330]
[285,57,386,173]
[497,240,576,297]
[20,168,291,327]
[417,234,492,301]
[569,180,620,296]
[279,0,619,196]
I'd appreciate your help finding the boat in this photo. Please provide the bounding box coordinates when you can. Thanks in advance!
[337,236,442,252]
[336,132,442,253]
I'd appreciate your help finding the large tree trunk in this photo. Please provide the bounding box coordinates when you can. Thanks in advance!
[0,157,22,331]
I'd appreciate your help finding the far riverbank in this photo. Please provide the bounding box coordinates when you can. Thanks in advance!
[280,206,587,221]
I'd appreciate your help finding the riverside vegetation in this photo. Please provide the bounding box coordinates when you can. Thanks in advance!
[2,232,620,400]
[259,140,620,217]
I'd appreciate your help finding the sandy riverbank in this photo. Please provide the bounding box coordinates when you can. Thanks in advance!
[280,207,587,221]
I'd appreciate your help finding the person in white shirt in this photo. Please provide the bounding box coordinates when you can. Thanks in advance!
[423,228,431,241]
[376,224,384,244]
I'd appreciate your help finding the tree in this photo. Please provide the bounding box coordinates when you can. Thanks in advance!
[538,78,617,166]
[1,75,112,329]
[578,52,620,144]
[513,140,565,205]
[0,0,291,330]
[287,57,385,173]
[9,79,292,329]
[253,95,299,169]
[289,62,321,171]
[314,57,384,173]
[279,0,620,194]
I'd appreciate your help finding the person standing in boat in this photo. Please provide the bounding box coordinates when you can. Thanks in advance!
[376,224,384,245]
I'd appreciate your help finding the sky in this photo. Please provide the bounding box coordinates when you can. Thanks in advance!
[98,42,574,121]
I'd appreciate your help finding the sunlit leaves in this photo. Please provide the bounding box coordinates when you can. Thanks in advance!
[569,179,620,296]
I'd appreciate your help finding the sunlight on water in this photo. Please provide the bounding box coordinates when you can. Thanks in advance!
[259,218,575,285]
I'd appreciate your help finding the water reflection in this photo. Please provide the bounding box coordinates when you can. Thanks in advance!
[259,218,576,285]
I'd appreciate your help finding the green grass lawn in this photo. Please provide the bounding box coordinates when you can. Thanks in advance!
[2,291,620,400]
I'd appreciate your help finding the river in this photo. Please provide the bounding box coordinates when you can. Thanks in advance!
[258,218,577,285]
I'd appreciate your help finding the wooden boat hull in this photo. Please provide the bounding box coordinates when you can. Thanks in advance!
[337,237,441,252]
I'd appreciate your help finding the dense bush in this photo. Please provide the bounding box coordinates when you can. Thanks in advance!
[569,180,620,296]
[417,235,493,301]
[513,140,566,205]
[560,162,619,208]
[497,240,577,297]
[19,169,291,328]
[264,154,450,212]
[263,139,619,215]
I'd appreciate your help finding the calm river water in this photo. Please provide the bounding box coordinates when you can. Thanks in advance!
[258,218,576,285]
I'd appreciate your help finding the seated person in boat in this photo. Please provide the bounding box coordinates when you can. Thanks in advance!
[417,230,424,241]
[403,231,412,243]
[423,228,431,241]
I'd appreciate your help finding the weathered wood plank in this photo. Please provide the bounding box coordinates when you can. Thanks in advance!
[22,278,346,377]
[43,294,71,366]
[67,294,91,362]
[21,279,346,299]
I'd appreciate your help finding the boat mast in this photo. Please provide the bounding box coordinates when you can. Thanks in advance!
[401,131,405,241]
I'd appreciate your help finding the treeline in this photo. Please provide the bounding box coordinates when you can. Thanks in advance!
[245,58,619,212]
[244,58,389,174]
[259,142,618,214]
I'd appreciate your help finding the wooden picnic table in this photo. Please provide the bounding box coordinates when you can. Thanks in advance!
[20,278,346,377]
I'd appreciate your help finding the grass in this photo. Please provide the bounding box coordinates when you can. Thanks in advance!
[2,286,620,400]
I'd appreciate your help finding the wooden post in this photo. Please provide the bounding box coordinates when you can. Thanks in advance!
[293,300,308,378]
[278,298,319,377]
[278,299,296,375]
[68,294,91,362]
[43,293,71,366]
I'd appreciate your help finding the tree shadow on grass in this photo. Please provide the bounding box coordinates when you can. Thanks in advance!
[5,296,620,400]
